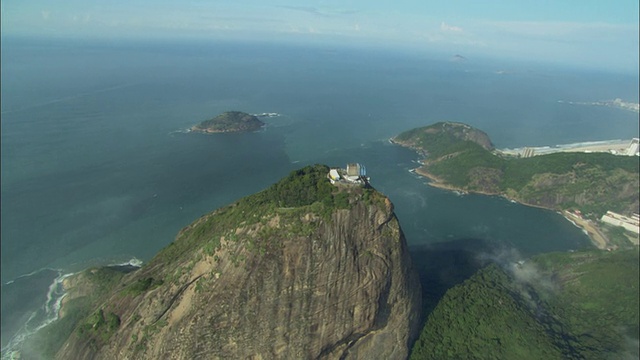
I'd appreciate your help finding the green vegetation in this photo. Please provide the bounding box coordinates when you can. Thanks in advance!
[193,111,264,133]
[22,267,127,359]
[78,309,121,343]
[121,277,164,297]
[410,249,640,359]
[395,122,639,217]
[394,122,493,158]
[154,164,380,270]
[602,224,638,249]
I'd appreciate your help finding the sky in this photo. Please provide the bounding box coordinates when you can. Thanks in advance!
[1,0,639,73]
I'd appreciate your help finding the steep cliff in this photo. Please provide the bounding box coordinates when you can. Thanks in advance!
[55,165,422,360]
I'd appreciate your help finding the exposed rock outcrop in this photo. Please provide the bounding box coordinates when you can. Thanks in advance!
[56,166,422,359]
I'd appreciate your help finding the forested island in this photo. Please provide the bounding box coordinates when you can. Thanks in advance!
[191,111,264,133]
[392,122,639,249]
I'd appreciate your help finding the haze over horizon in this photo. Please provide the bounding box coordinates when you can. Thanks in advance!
[2,0,639,74]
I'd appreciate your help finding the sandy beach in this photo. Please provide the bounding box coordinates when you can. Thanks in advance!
[562,211,609,249]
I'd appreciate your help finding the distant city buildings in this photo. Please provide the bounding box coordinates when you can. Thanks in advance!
[502,138,640,158]
[610,98,640,113]
[521,147,535,158]
[559,98,640,113]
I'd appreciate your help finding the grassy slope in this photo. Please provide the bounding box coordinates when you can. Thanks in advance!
[395,123,639,217]
[410,249,640,360]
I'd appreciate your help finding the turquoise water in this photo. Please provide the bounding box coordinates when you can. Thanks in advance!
[1,38,638,352]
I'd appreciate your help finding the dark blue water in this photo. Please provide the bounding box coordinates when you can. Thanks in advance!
[1,37,638,353]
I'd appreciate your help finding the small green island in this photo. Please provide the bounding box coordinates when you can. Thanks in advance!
[191,111,264,133]
[392,122,639,249]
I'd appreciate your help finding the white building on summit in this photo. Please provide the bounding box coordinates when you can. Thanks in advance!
[328,163,369,185]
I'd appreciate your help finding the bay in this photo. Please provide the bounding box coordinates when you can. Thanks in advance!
[1,38,638,352]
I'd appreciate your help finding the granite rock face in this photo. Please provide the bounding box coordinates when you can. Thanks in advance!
[57,183,421,359]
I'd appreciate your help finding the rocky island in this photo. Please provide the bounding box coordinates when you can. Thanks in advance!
[27,165,421,360]
[392,122,639,249]
[191,111,264,133]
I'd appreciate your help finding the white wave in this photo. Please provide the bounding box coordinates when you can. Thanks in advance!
[169,128,192,135]
[562,216,586,232]
[3,267,60,286]
[1,271,74,359]
[112,257,143,268]
[44,273,75,315]
[2,258,143,356]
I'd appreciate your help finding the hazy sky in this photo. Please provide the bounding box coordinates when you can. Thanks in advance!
[2,1,639,72]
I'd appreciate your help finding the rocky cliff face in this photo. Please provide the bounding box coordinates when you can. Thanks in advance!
[56,166,421,360]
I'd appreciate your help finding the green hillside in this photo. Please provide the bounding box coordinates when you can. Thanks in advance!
[410,249,640,359]
[394,122,639,217]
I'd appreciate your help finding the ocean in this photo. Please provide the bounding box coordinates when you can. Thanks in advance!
[1,37,638,355]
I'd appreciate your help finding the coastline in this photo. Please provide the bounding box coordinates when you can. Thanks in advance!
[391,135,612,251]
[189,124,264,134]
[189,126,239,134]
[562,211,608,250]
[59,261,141,319]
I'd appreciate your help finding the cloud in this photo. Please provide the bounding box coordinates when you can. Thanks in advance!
[467,19,639,71]
[278,6,359,18]
[476,246,559,311]
[418,21,484,47]
[279,6,326,17]
[482,20,638,42]
[440,21,463,33]
[41,10,50,20]
[476,247,556,291]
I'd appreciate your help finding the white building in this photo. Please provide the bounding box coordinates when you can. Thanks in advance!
[601,211,640,234]
[627,138,639,156]
[328,169,341,184]
[328,163,369,185]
